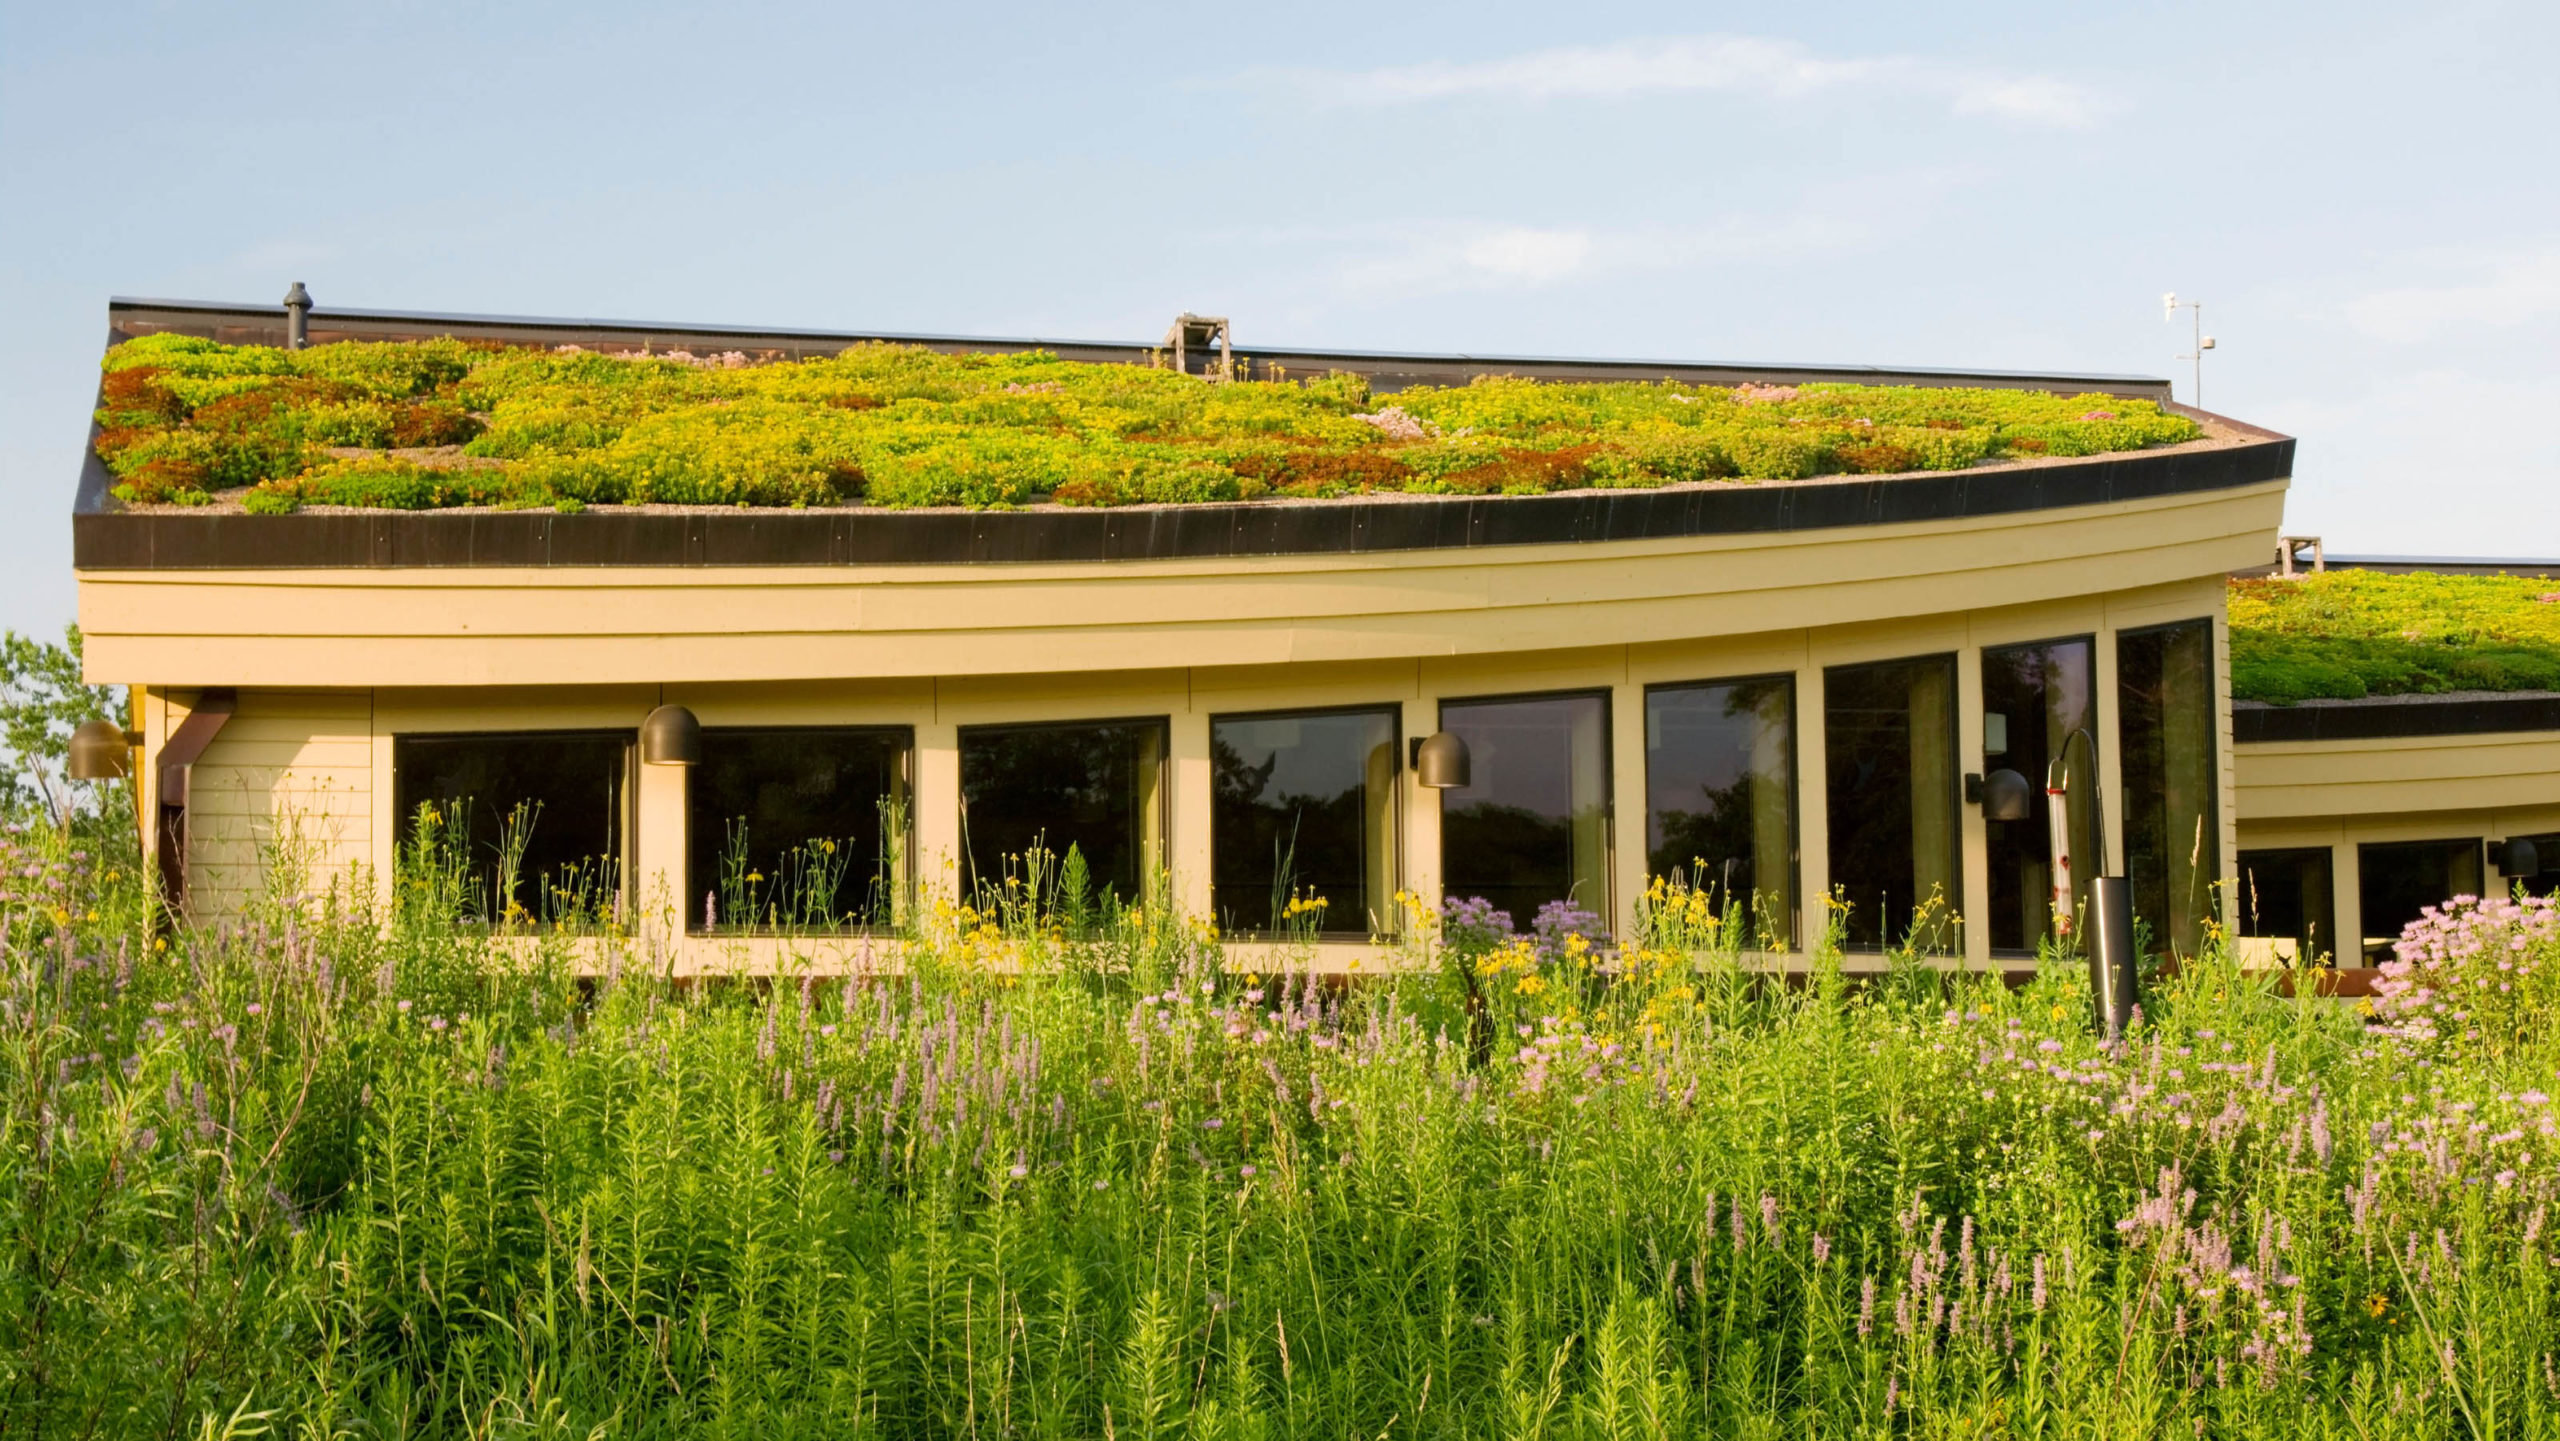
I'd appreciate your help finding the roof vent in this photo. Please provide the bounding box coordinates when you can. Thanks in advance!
[282,281,313,350]
[1163,313,1232,381]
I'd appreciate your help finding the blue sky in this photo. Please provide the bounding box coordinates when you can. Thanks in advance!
[4,1,2555,636]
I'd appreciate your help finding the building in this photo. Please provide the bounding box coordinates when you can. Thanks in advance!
[73,295,2290,972]
[2228,556,2560,966]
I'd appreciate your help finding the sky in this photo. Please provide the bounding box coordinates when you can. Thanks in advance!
[3,0,2556,638]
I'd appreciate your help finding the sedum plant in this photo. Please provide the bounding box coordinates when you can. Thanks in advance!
[94,332,2203,513]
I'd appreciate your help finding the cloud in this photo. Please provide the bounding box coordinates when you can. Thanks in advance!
[2341,250,2560,343]
[1259,35,2108,128]
[1322,211,1877,297]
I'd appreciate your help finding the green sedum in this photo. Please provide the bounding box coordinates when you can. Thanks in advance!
[94,332,2203,513]
[2229,571,2560,704]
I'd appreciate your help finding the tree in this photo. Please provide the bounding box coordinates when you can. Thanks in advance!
[1,624,126,828]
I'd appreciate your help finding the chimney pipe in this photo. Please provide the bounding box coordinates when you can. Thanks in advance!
[283,281,312,349]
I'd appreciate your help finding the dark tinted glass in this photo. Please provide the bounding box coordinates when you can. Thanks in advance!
[1981,637,2096,953]
[2359,839,2484,963]
[2239,847,2334,965]
[1825,656,1959,950]
[1645,677,1795,943]
[394,732,628,924]
[2120,620,2220,956]
[688,728,909,932]
[961,720,1165,904]
[1212,708,1397,934]
[1441,693,1610,932]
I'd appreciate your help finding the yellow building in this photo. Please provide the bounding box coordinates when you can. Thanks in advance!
[74,297,2285,972]
[2230,560,2560,967]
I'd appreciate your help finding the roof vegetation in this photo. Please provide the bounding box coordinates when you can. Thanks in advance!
[94,333,2203,514]
[2229,572,2560,704]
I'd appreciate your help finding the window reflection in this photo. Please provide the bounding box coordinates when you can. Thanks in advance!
[1645,676,1796,945]
[960,719,1166,906]
[2120,620,2220,957]
[393,732,630,925]
[1441,693,1611,933]
[1824,656,1959,950]
[1211,708,1398,934]
[1981,637,2095,953]
[688,727,909,933]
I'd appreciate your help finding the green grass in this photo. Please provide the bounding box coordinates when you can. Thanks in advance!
[2231,571,2560,704]
[13,809,2560,1438]
[93,332,2202,512]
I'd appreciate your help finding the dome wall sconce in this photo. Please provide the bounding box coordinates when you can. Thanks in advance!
[68,717,141,781]
[1409,732,1471,789]
[640,704,701,766]
[1965,768,2032,822]
[2497,836,2541,879]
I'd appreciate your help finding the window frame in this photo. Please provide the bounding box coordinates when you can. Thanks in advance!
[390,727,637,929]
[1820,652,1964,953]
[956,714,1173,907]
[1436,686,1618,936]
[2115,615,2224,958]
[684,723,917,937]
[1207,702,1404,939]
[1978,632,2101,958]
[1640,671,1801,949]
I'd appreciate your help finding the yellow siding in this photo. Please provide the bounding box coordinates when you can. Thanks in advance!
[2236,731,2560,821]
[182,690,373,921]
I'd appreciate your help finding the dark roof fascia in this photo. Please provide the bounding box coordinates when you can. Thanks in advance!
[103,296,2178,399]
[75,431,2295,571]
[2234,693,2560,743]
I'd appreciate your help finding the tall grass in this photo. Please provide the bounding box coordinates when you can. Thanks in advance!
[9,825,2560,1438]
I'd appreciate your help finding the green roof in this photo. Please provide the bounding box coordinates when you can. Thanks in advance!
[94,333,2204,515]
[2229,572,2560,704]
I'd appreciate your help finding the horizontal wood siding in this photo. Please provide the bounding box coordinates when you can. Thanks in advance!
[183,690,373,921]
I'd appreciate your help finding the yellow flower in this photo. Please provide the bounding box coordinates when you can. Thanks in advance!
[2366,1293,2390,1319]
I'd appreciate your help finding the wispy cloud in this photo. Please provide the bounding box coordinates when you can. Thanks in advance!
[2341,249,2560,343]
[1257,36,2108,128]
[1318,210,1881,297]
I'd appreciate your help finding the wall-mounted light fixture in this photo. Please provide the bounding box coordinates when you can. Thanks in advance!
[2497,837,2542,879]
[1965,768,2032,822]
[640,705,701,766]
[1409,732,1471,789]
[68,717,140,780]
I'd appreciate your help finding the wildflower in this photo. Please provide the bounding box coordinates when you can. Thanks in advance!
[1240,1165,1258,1178]
[1009,1164,1029,1179]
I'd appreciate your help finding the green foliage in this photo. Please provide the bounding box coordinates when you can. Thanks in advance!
[96,335,2204,512]
[0,625,128,830]
[2231,572,2560,703]
[13,807,2560,1434]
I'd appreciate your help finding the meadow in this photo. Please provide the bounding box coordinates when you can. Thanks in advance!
[8,800,2560,1441]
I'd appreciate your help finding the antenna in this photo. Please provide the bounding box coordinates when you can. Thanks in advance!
[2163,293,2213,408]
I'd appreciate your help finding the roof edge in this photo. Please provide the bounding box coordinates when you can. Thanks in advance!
[103,295,2181,398]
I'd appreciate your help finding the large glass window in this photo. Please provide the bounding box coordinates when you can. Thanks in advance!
[393,732,630,925]
[1645,676,1796,944]
[2120,620,2221,957]
[1211,707,1398,935]
[2359,839,2483,963]
[1981,637,2097,954]
[2239,846,2334,966]
[960,719,1166,906]
[687,727,910,933]
[1825,656,1959,950]
[1440,692,1611,932]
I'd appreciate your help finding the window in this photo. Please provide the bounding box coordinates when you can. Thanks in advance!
[2359,839,2483,963]
[1440,692,1611,933]
[2238,847,2335,966]
[960,719,1166,906]
[1211,707,1398,935]
[1645,676,1796,945]
[2506,834,2560,899]
[687,727,911,933]
[1981,637,2097,954]
[2120,620,2221,957]
[1824,656,1959,950]
[393,732,631,925]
